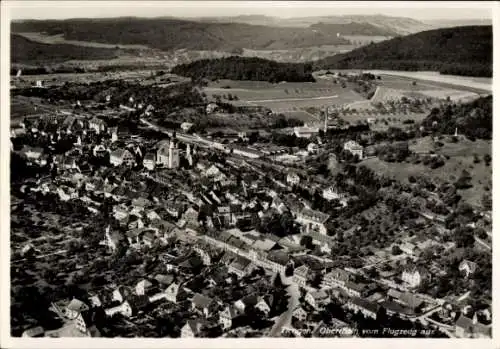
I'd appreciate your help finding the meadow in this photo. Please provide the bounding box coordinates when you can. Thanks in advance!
[367,71,492,93]
[204,79,366,114]
[16,32,151,50]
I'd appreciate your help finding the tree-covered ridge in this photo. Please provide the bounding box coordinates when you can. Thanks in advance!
[314,26,492,77]
[171,56,315,83]
[11,17,349,51]
[11,34,119,64]
[421,95,492,140]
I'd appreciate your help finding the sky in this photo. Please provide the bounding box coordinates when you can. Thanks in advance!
[5,1,494,21]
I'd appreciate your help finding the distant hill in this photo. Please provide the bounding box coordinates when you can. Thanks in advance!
[314,26,492,77]
[11,33,119,64]
[424,18,492,29]
[195,14,432,34]
[309,22,399,37]
[11,17,350,52]
[171,56,315,83]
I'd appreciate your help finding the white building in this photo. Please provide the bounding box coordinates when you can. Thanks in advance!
[459,260,478,278]
[181,122,193,132]
[156,140,180,169]
[295,208,330,235]
[322,186,344,201]
[401,267,428,288]
[89,117,107,134]
[231,146,262,159]
[110,149,136,167]
[93,144,108,157]
[286,173,300,186]
[294,126,320,138]
[307,143,319,153]
[343,140,364,159]
[206,103,218,114]
[143,153,156,171]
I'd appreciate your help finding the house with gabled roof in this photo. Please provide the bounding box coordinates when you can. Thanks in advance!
[164,282,182,304]
[135,279,154,296]
[455,313,492,338]
[398,292,424,312]
[219,305,242,330]
[322,268,352,289]
[193,245,213,266]
[292,265,310,287]
[234,295,270,316]
[154,274,174,289]
[121,295,150,318]
[343,140,363,159]
[304,290,330,310]
[89,117,107,134]
[286,173,300,186]
[346,297,379,319]
[181,318,206,338]
[88,293,103,308]
[228,256,254,278]
[111,286,131,304]
[296,208,330,235]
[143,152,156,171]
[292,306,308,322]
[21,146,44,162]
[459,259,478,278]
[142,230,157,247]
[401,265,429,288]
[65,299,89,320]
[191,293,218,318]
[110,148,135,167]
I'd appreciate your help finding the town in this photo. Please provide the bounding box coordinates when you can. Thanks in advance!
[10,70,492,339]
[7,4,493,342]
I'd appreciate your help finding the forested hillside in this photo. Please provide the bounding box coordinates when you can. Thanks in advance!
[11,17,349,51]
[11,34,119,63]
[171,56,315,83]
[314,26,492,77]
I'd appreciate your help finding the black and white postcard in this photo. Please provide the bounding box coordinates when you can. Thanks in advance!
[0,1,497,348]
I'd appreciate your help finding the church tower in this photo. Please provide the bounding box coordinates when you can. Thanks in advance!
[186,144,193,167]
[168,141,180,169]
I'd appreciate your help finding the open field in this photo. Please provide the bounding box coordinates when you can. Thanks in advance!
[365,70,492,93]
[362,137,492,207]
[10,96,65,123]
[353,112,428,130]
[242,45,356,62]
[278,110,320,123]
[204,79,366,113]
[16,32,152,50]
[11,97,39,122]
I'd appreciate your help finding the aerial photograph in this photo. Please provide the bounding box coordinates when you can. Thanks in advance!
[4,0,494,343]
